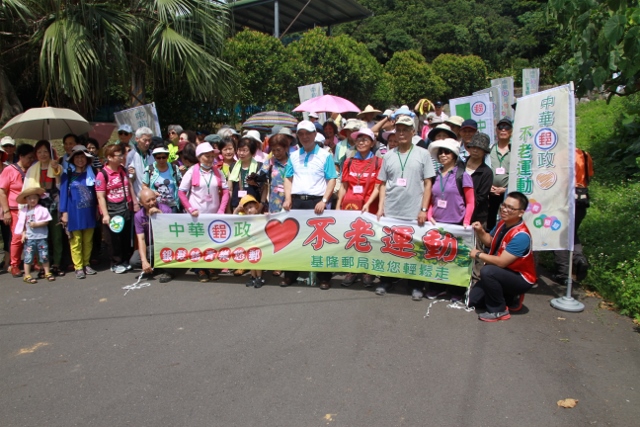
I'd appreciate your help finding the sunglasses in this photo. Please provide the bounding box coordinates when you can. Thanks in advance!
[118,131,130,135]
[497,124,512,131]
[154,156,168,160]
[169,131,177,135]
[437,148,453,155]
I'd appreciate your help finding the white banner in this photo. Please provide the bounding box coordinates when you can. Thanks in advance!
[523,69,540,96]
[508,84,576,251]
[297,82,325,124]
[491,77,515,119]
[114,103,162,137]
[449,93,495,146]
[473,86,502,142]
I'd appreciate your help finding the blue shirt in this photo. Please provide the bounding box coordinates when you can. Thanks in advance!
[489,223,531,257]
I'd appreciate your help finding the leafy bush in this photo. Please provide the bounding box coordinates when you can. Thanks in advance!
[432,53,488,100]
[384,50,446,106]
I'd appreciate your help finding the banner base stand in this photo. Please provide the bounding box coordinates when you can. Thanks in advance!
[550,296,585,313]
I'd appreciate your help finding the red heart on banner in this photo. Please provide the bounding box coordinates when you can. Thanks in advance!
[265,218,300,253]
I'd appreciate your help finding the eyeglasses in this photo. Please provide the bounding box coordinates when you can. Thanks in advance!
[118,131,130,136]
[497,125,512,131]
[437,148,453,156]
[154,156,168,160]
[500,203,522,213]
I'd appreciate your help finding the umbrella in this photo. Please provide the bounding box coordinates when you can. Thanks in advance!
[293,95,361,114]
[1,107,93,141]
[242,111,298,131]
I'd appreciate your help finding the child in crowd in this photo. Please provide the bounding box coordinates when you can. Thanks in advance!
[15,188,54,283]
[233,195,265,288]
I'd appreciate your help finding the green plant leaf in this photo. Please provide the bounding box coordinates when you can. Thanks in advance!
[603,14,626,45]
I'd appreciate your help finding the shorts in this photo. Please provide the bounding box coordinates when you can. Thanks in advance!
[24,238,49,265]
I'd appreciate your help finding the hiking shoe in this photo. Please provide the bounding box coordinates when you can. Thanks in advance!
[111,265,127,274]
[75,269,86,279]
[254,277,265,289]
[375,282,393,296]
[197,270,209,282]
[158,273,173,283]
[478,310,511,322]
[426,289,447,300]
[123,264,132,271]
[362,274,375,287]
[411,288,424,301]
[575,258,589,281]
[208,269,220,281]
[246,277,255,287]
[84,266,97,275]
[507,294,525,312]
[341,273,357,287]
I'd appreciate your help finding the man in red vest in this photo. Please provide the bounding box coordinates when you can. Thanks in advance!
[469,192,538,322]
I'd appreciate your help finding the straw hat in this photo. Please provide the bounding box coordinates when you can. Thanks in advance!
[16,187,45,204]
[357,105,381,118]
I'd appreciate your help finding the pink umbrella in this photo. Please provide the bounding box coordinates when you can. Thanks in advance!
[293,95,361,114]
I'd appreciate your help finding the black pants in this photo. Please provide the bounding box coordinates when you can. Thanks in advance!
[103,218,132,266]
[469,265,533,312]
[283,196,333,284]
[129,244,166,274]
[554,203,588,277]
[487,193,504,231]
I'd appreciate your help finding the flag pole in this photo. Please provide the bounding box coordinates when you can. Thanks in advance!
[550,251,585,312]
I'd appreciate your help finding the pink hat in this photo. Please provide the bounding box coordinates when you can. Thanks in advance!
[351,127,375,142]
[195,142,215,157]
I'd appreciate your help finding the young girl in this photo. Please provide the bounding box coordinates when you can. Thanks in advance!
[233,195,265,288]
[15,187,54,283]
[59,146,98,279]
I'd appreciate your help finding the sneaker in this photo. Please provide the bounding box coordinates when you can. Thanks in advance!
[575,258,589,281]
[426,289,447,300]
[478,310,511,322]
[84,266,97,275]
[111,265,127,274]
[450,292,465,303]
[507,294,525,312]
[123,264,133,271]
[75,269,86,279]
[362,274,375,287]
[158,273,173,283]
[254,277,265,289]
[245,277,255,287]
[411,288,424,301]
[208,269,220,281]
[341,273,358,287]
[375,282,393,296]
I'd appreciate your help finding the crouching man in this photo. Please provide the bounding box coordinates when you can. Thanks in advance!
[129,187,174,283]
[469,192,537,322]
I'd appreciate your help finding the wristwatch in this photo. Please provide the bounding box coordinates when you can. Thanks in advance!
[322,198,328,203]
[475,252,482,260]
[420,207,427,212]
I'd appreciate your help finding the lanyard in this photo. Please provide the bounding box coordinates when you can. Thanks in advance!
[201,168,213,194]
[356,157,375,185]
[493,143,509,167]
[438,169,453,196]
[396,146,413,178]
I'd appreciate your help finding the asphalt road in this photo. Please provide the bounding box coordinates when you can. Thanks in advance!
[1,268,639,427]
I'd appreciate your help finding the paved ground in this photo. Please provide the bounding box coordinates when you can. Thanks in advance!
[1,267,639,427]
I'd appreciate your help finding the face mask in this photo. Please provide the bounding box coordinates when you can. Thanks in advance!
[200,163,212,170]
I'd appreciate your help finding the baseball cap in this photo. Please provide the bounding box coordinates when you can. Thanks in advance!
[1,136,16,146]
[195,142,215,157]
[395,115,415,129]
[497,117,513,128]
[296,120,316,133]
[117,124,133,134]
[240,194,259,207]
[460,119,478,130]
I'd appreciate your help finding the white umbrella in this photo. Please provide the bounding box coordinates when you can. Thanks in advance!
[1,107,93,141]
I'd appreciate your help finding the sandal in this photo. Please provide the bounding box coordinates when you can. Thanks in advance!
[197,270,209,283]
[23,275,37,284]
[37,269,45,279]
[51,266,66,277]
[45,272,56,282]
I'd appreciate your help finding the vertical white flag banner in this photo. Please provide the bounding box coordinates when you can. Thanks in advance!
[297,82,325,123]
[523,68,540,95]
[449,93,495,146]
[474,86,502,142]
[114,103,162,137]
[509,84,576,251]
[491,77,515,119]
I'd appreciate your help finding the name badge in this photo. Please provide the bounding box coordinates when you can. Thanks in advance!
[396,178,407,187]
[437,199,448,208]
[237,190,248,197]
[353,185,364,194]
[204,194,213,202]
[496,167,506,174]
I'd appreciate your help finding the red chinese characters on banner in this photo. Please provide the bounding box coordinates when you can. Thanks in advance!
[218,247,231,262]
[422,229,458,262]
[232,248,246,263]
[380,226,415,259]
[189,248,202,262]
[175,247,188,262]
[160,248,174,263]
[344,217,375,253]
[203,248,217,262]
[247,247,263,263]
[303,218,339,250]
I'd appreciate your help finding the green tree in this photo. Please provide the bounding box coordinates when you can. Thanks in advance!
[432,54,488,100]
[385,50,446,106]
[548,0,640,97]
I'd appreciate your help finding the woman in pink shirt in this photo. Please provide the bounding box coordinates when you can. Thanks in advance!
[178,142,229,282]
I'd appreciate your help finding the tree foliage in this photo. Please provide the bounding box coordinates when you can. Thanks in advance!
[548,0,640,97]
[384,50,446,106]
[432,54,488,100]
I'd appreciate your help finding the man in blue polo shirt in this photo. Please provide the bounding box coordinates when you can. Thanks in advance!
[282,120,337,289]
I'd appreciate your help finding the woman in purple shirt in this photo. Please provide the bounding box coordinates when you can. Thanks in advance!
[425,138,475,301]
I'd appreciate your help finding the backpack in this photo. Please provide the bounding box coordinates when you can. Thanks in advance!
[148,163,181,187]
[432,166,466,200]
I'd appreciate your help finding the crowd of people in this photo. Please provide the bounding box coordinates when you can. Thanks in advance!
[0,102,590,322]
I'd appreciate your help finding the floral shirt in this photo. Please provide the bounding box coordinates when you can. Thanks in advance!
[260,156,288,213]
